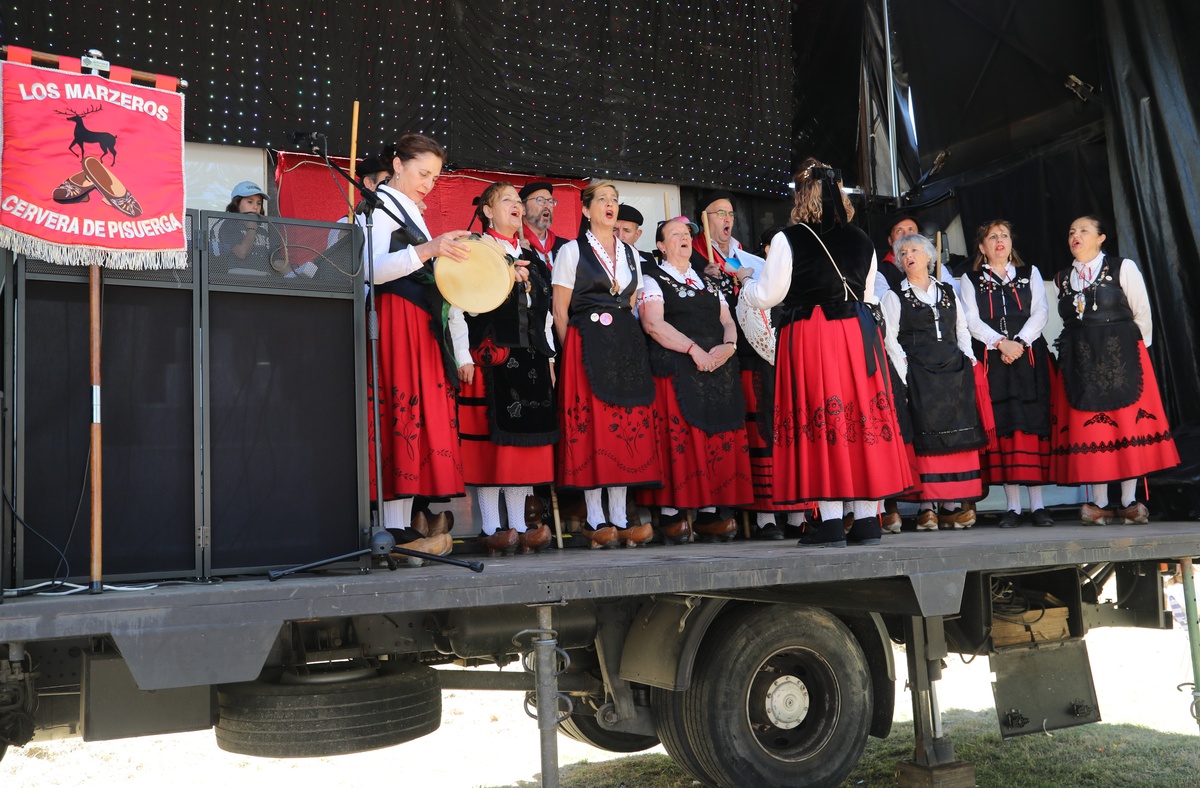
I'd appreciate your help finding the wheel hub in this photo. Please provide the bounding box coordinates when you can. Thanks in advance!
[762,674,810,729]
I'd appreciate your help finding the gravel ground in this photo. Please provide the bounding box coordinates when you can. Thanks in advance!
[3,623,1197,787]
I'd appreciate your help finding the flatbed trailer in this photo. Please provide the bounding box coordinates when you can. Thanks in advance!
[1,519,1197,787]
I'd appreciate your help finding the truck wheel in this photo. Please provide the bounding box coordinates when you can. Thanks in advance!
[649,686,718,785]
[215,662,440,757]
[683,605,872,788]
[558,710,659,753]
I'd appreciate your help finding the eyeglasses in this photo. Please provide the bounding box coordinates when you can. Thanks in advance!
[527,196,558,207]
[706,209,735,220]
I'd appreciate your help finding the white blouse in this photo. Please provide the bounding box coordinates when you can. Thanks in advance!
[638,259,728,306]
[1065,252,1153,346]
[551,234,643,294]
[880,278,974,382]
[959,263,1049,349]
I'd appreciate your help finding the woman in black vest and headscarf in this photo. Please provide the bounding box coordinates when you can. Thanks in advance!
[551,180,662,548]
[455,181,556,555]
[738,159,912,547]
[1050,215,1179,524]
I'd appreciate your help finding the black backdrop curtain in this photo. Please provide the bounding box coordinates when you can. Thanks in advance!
[1101,0,1200,430]
[1,0,792,196]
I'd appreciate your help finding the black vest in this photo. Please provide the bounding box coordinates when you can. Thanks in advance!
[1054,258,1143,411]
[645,266,744,434]
[778,223,875,324]
[566,238,654,407]
[896,282,984,455]
[371,188,459,387]
[966,266,1051,437]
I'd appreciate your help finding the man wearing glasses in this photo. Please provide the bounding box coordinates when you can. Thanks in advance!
[519,181,571,270]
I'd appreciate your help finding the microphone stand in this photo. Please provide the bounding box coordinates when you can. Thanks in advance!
[266,132,483,577]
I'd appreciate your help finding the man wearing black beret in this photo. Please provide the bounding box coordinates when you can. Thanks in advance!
[519,181,571,270]
[615,203,655,266]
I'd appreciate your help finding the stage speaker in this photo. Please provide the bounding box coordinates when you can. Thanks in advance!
[201,212,367,574]
[11,214,201,584]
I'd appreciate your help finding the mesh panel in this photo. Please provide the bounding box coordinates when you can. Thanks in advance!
[203,212,360,295]
[21,280,197,581]
[206,291,360,571]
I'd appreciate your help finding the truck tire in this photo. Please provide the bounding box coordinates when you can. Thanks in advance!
[557,710,659,752]
[649,686,717,785]
[682,605,873,788]
[215,662,441,757]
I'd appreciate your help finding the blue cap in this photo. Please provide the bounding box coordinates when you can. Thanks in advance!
[230,181,267,200]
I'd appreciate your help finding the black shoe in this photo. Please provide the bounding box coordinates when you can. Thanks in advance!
[754,523,784,541]
[1030,508,1055,527]
[845,517,882,546]
[783,520,805,539]
[998,510,1021,529]
[797,518,847,549]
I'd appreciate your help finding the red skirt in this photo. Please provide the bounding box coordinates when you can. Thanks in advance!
[981,431,1050,485]
[1050,341,1179,484]
[904,450,984,502]
[636,374,753,509]
[367,294,464,500]
[458,370,554,487]
[773,309,913,503]
[557,328,662,490]
[742,368,807,512]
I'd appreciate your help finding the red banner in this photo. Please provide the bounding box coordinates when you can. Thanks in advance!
[274,151,586,239]
[0,61,186,269]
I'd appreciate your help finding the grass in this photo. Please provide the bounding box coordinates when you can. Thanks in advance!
[488,710,1200,787]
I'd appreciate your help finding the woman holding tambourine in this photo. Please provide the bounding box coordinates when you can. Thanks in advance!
[365,133,474,557]
[551,180,662,549]
[455,182,556,556]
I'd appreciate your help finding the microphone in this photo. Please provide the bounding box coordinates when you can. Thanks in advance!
[290,131,322,143]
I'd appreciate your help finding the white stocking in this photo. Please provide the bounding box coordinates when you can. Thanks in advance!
[505,486,533,533]
[608,486,629,527]
[382,497,413,531]
[1004,484,1022,514]
[478,487,501,535]
[584,488,605,527]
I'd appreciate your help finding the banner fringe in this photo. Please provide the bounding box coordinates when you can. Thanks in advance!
[0,227,188,270]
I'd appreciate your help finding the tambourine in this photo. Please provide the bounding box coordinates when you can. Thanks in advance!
[434,234,516,314]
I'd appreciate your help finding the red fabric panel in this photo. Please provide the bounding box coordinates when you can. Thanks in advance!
[58,56,81,72]
[109,65,133,83]
[5,46,32,64]
[274,151,586,239]
[154,74,179,93]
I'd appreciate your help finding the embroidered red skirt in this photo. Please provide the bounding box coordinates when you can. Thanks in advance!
[981,431,1050,485]
[459,370,554,487]
[367,294,464,500]
[741,368,807,512]
[557,328,662,490]
[1050,342,1179,484]
[772,309,913,503]
[636,374,753,509]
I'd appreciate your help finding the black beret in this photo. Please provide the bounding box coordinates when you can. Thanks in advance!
[519,181,554,201]
[700,189,736,210]
[617,204,644,225]
[357,156,388,177]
